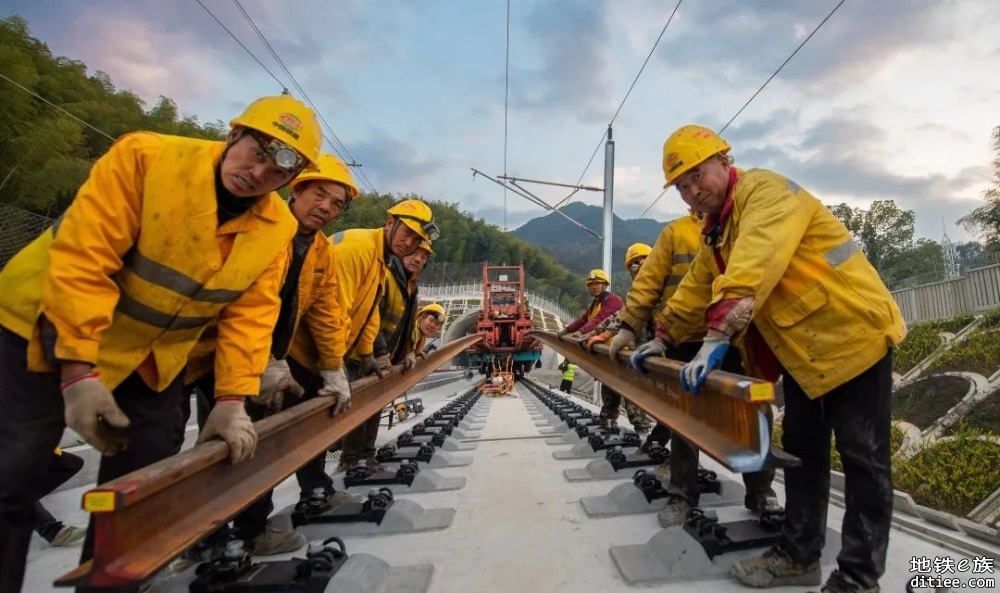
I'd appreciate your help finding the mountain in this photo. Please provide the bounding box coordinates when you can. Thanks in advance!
[512,202,685,275]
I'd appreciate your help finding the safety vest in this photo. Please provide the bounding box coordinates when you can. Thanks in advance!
[561,363,576,381]
[0,132,297,392]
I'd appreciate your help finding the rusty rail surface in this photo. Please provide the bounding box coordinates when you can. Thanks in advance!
[55,334,482,589]
[529,330,798,474]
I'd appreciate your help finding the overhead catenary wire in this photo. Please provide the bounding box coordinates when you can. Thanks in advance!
[0,72,115,142]
[228,0,381,198]
[553,0,684,211]
[640,0,846,217]
[502,0,511,231]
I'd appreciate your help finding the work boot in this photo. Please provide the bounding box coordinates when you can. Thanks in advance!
[337,454,360,473]
[745,490,780,514]
[295,488,353,514]
[366,456,392,474]
[248,525,306,556]
[49,525,86,547]
[656,494,692,528]
[811,570,879,593]
[654,462,670,483]
[730,546,822,588]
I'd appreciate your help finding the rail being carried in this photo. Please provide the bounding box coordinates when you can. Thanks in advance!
[528,331,798,474]
[55,334,482,589]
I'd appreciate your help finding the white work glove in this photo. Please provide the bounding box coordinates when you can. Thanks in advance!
[557,328,570,337]
[628,339,667,373]
[415,350,427,360]
[61,373,130,456]
[374,354,393,374]
[359,355,386,379]
[680,337,730,395]
[317,368,351,415]
[257,359,304,413]
[403,352,417,372]
[608,327,637,360]
[197,399,257,463]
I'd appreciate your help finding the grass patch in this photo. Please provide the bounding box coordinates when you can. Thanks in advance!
[893,425,1000,517]
[929,328,1000,376]
[950,392,1000,435]
[893,313,975,374]
[892,375,969,429]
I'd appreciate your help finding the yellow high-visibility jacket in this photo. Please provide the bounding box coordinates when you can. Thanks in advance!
[378,257,419,360]
[661,168,907,398]
[187,231,348,383]
[0,132,295,396]
[618,211,703,335]
[288,227,385,371]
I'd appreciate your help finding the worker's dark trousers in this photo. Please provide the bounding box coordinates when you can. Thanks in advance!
[0,329,188,593]
[338,359,381,467]
[193,361,335,542]
[34,451,85,542]
[559,379,573,393]
[663,342,776,509]
[779,351,894,589]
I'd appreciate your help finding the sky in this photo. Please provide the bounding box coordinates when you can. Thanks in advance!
[5,0,999,242]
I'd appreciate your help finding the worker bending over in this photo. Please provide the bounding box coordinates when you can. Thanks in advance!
[0,93,322,593]
[636,125,904,593]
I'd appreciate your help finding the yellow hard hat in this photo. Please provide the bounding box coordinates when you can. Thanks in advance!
[661,124,731,187]
[585,269,610,285]
[416,239,435,256]
[624,243,652,268]
[290,153,360,199]
[230,94,323,170]
[387,199,440,241]
[419,303,446,323]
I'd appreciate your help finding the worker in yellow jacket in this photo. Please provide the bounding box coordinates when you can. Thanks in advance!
[0,93,322,592]
[411,302,445,357]
[184,153,355,558]
[634,125,906,593]
[333,200,439,472]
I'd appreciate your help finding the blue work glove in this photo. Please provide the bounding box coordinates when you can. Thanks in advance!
[680,337,730,395]
[628,340,666,373]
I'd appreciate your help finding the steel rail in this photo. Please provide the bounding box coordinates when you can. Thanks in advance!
[55,334,482,589]
[528,331,799,474]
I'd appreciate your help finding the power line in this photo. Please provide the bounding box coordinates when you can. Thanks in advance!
[503,0,511,231]
[640,0,846,217]
[554,0,684,211]
[193,0,287,90]
[228,0,381,198]
[0,72,115,141]
[719,0,845,134]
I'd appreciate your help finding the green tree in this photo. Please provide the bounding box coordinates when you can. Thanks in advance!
[880,239,946,289]
[828,200,915,271]
[959,126,1000,247]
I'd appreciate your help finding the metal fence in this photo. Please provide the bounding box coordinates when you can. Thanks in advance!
[891,263,1000,325]
[0,202,55,268]
[419,283,573,322]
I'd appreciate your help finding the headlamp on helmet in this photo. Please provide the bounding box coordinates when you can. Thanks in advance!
[396,214,441,241]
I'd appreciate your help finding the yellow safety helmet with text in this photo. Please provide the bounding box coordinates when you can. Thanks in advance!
[387,199,440,241]
[585,269,610,285]
[418,303,446,323]
[230,94,323,170]
[624,243,652,269]
[662,124,731,187]
[290,153,360,199]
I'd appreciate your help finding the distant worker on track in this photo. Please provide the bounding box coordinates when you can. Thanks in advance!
[634,124,906,593]
[558,358,575,393]
[0,93,323,593]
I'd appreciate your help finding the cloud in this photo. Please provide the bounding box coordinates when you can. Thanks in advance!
[511,0,614,123]
[348,128,449,192]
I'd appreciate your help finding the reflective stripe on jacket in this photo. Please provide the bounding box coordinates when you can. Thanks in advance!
[618,211,702,335]
[288,227,386,371]
[662,168,907,398]
[186,231,348,384]
[0,132,296,395]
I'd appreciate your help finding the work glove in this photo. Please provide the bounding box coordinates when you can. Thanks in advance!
[680,337,730,395]
[564,331,583,342]
[359,355,384,379]
[628,339,667,373]
[374,354,393,374]
[415,350,427,360]
[403,352,418,372]
[61,372,130,456]
[317,368,351,415]
[608,327,637,361]
[197,399,257,463]
[257,359,304,413]
[586,331,613,353]
[557,328,570,338]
